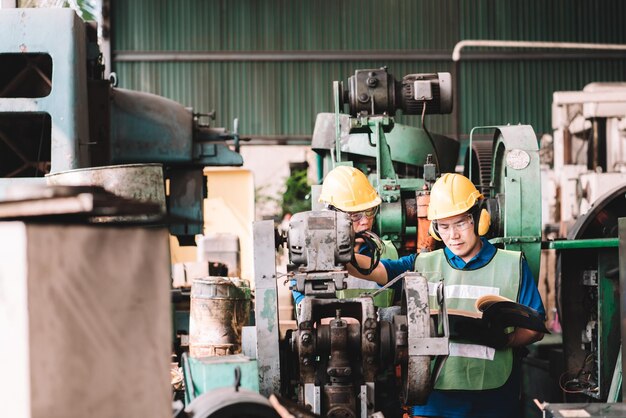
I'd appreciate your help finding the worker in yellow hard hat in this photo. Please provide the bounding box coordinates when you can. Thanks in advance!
[348,173,545,418]
[318,165,390,248]
[291,165,397,305]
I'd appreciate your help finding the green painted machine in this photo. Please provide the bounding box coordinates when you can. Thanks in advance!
[312,67,543,279]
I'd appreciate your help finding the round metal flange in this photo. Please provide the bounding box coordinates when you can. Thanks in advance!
[505,148,531,170]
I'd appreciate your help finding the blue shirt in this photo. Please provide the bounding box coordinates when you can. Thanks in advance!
[381,238,545,418]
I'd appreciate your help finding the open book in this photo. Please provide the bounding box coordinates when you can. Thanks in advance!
[431,294,549,334]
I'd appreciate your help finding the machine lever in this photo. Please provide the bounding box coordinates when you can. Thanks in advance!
[370,271,410,298]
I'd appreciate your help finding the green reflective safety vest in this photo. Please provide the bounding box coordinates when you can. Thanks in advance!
[381,239,399,260]
[414,248,522,390]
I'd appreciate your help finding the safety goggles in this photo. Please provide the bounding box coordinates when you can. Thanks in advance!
[433,214,474,237]
[333,206,379,222]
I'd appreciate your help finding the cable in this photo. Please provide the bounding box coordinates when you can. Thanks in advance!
[351,230,383,276]
[421,101,440,174]
[559,353,598,395]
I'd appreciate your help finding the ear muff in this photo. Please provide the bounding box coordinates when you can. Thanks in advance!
[428,221,442,241]
[476,208,491,236]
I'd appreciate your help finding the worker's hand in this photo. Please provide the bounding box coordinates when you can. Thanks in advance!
[269,394,295,418]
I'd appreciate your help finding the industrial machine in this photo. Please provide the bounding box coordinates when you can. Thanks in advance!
[0,8,244,243]
[311,68,458,254]
[233,68,544,417]
[249,210,449,417]
[541,83,626,403]
[538,216,626,417]
[312,67,542,279]
[546,82,626,236]
[0,9,588,417]
[0,8,249,418]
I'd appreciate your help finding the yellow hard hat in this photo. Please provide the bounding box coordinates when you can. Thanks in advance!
[319,166,381,212]
[427,173,483,220]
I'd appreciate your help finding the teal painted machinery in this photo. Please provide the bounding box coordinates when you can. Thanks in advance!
[0,8,243,243]
[312,68,458,254]
[312,68,543,279]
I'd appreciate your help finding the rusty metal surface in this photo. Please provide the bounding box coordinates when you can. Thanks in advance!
[188,277,250,358]
[46,163,166,222]
[288,210,353,272]
[400,272,433,405]
[295,297,378,417]
[0,185,161,219]
[252,220,282,396]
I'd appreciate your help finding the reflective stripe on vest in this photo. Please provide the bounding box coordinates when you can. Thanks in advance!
[414,248,522,390]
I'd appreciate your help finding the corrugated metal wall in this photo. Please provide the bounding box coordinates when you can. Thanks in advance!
[111,0,626,139]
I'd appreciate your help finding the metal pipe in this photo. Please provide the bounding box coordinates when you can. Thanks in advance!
[114,49,626,63]
[452,40,626,136]
[114,50,450,62]
[453,40,626,62]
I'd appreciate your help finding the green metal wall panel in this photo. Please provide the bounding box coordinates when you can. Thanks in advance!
[111,0,626,139]
[113,0,460,51]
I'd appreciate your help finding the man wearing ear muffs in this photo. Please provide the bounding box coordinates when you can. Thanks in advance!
[348,173,545,418]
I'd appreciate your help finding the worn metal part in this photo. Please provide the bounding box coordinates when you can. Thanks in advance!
[400,272,437,405]
[46,163,166,222]
[0,185,161,219]
[166,167,205,239]
[289,210,354,297]
[324,385,357,418]
[293,271,350,297]
[189,277,251,358]
[241,326,257,359]
[288,210,353,272]
[252,220,282,396]
[303,383,321,415]
[362,383,375,418]
[0,9,89,172]
[322,311,358,417]
[294,297,379,417]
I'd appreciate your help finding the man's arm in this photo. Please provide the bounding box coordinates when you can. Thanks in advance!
[346,253,418,286]
[507,328,543,347]
[346,254,389,285]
